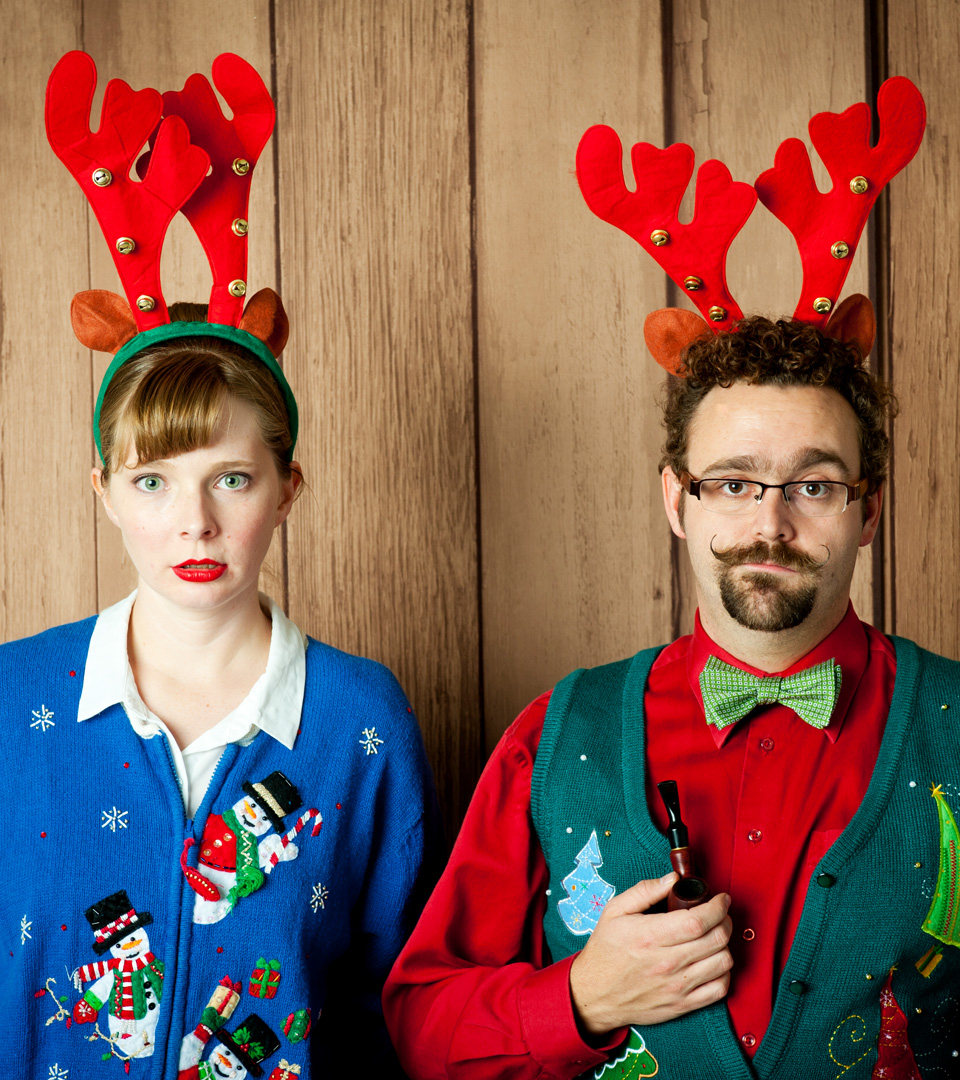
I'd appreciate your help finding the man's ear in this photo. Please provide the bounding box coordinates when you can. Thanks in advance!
[91,467,121,528]
[859,483,884,547]
[662,466,687,539]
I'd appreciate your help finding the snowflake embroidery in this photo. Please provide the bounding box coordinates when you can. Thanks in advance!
[20,915,32,944]
[48,1066,69,1080]
[31,705,55,732]
[310,883,329,913]
[359,727,384,755]
[101,806,129,833]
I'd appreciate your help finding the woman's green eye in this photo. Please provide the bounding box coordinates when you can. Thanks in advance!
[220,473,247,490]
[137,475,162,492]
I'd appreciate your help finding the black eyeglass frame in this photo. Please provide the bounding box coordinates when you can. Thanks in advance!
[679,473,869,514]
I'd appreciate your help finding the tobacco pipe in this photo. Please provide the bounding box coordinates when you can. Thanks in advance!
[657,780,710,910]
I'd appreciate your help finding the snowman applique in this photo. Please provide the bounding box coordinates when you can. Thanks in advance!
[179,1006,280,1080]
[72,889,165,1059]
[182,771,321,925]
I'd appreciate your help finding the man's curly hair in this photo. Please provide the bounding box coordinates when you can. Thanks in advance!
[659,315,897,495]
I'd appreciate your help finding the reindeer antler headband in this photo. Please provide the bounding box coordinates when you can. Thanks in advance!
[45,51,298,459]
[576,77,926,374]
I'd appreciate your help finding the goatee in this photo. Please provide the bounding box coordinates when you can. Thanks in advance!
[711,539,825,632]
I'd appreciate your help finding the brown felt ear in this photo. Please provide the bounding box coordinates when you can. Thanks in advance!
[70,290,139,353]
[825,294,876,360]
[643,308,712,375]
[239,288,289,357]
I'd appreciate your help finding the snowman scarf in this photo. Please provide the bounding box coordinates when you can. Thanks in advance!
[222,807,265,909]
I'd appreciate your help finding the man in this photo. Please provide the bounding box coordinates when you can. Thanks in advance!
[383,316,959,1078]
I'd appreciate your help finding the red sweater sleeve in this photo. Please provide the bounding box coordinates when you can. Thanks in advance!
[383,692,624,1079]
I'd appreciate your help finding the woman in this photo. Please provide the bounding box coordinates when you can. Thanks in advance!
[3,50,437,1077]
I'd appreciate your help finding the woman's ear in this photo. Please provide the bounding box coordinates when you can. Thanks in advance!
[275,462,303,526]
[91,466,120,527]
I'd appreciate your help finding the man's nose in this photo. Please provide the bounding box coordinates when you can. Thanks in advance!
[750,485,796,541]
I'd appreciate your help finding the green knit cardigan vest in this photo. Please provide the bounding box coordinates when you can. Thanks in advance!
[531,638,960,1080]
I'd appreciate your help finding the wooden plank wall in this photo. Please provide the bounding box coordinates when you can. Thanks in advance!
[1,0,956,840]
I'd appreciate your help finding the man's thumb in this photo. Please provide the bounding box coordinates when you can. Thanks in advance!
[611,872,677,915]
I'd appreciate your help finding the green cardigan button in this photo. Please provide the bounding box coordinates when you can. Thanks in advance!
[817,873,836,887]
[788,980,806,995]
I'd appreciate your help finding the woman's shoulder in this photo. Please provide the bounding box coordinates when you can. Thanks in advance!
[0,614,98,672]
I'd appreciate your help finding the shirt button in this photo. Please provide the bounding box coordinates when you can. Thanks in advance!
[760,737,775,751]
[742,928,756,941]
[748,829,763,843]
[741,1033,757,1049]
[817,873,836,888]
[788,980,807,996]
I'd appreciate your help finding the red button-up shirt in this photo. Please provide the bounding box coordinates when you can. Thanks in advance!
[384,606,896,1078]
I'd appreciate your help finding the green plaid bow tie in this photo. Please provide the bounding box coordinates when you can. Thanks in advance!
[699,655,842,731]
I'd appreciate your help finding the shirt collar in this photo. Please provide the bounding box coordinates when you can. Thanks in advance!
[77,590,306,751]
[687,602,868,747]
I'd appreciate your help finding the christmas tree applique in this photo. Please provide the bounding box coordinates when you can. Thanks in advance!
[592,1028,658,1079]
[871,968,921,1080]
[558,830,615,937]
[915,784,960,977]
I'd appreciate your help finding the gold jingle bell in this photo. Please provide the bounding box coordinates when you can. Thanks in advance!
[813,297,833,314]
[136,295,156,312]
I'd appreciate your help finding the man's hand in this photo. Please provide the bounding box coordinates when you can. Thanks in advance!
[569,872,733,1036]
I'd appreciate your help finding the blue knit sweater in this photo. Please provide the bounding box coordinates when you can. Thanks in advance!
[1,616,437,1078]
[532,637,960,1080]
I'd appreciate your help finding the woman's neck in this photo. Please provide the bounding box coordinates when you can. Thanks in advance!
[127,582,273,747]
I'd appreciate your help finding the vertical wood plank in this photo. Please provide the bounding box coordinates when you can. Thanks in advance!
[887,0,960,658]
[476,0,673,750]
[79,1,281,612]
[668,0,874,635]
[277,0,479,837]
[0,1,97,642]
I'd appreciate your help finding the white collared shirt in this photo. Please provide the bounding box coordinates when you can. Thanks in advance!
[78,590,307,818]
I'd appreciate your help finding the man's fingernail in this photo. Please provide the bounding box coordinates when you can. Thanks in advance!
[661,872,677,884]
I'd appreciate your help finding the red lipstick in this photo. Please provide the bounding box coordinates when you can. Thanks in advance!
[173,561,227,582]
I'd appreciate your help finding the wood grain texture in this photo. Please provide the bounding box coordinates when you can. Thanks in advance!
[0,0,97,642]
[78,1,282,611]
[276,0,479,837]
[887,0,960,657]
[476,0,673,751]
[668,0,875,635]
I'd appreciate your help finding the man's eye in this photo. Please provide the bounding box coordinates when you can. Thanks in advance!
[218,473,249,490]
[135,475,162,492]
[719,481,748,496]
[796,482,829,498]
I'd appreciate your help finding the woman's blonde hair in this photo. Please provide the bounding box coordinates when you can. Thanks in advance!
[98,303,297,483]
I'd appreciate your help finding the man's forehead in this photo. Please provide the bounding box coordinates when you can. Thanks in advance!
[687,383,861,476]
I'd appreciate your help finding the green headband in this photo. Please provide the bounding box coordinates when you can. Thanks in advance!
[93,322,299,464]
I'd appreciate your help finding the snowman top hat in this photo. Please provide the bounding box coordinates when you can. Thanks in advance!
[84,889,154,956]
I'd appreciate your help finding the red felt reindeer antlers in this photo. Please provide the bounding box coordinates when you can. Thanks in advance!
[45,51,276,334]
[45,51,210,331]
[577,77,926,374]
[755,76,926,327]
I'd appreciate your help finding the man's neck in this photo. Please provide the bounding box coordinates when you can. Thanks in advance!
[696,601,849,673]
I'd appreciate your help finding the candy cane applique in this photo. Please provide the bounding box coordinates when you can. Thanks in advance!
[263,809,322,874]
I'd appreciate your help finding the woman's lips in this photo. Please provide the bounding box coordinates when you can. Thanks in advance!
[172,561,227,582]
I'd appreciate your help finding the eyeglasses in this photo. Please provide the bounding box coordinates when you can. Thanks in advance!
[679,473,868,518]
